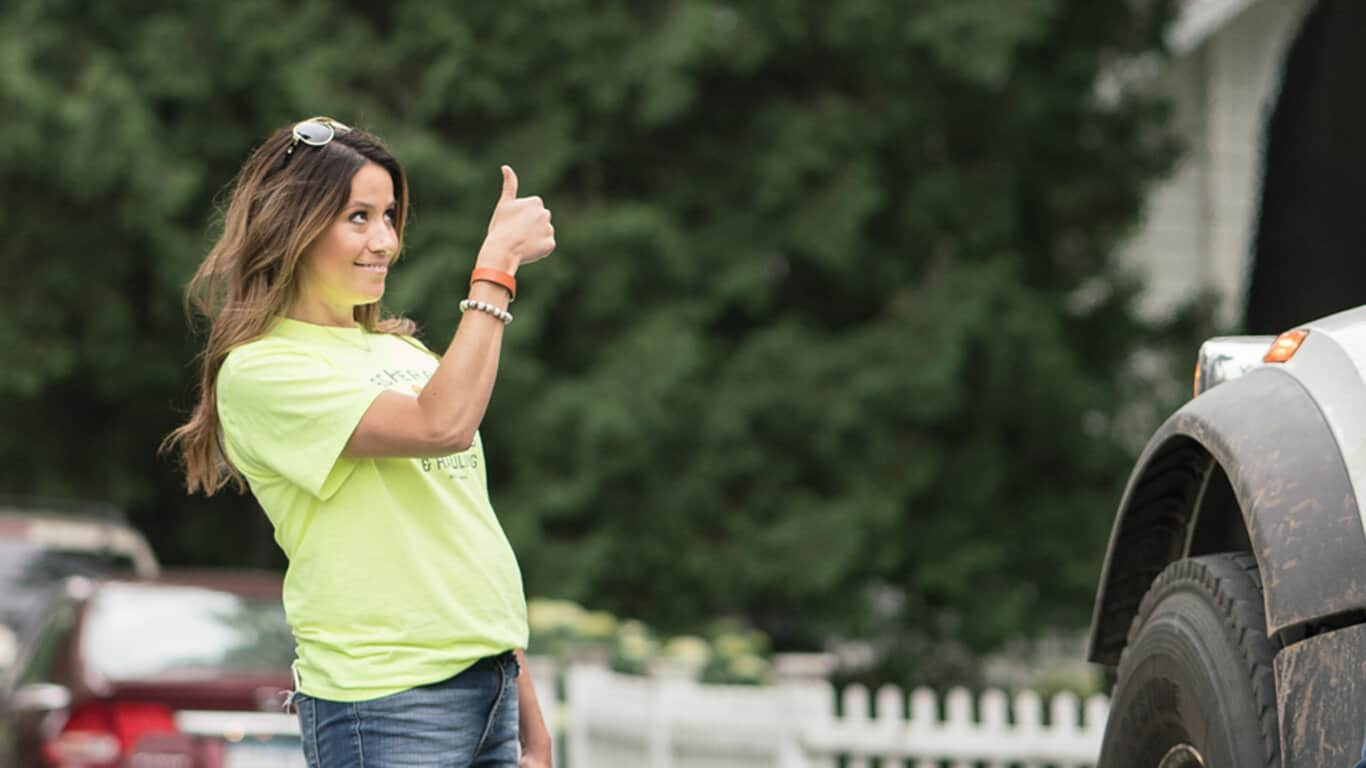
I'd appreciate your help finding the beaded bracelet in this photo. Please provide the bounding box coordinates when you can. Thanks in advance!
[459,298,514,325]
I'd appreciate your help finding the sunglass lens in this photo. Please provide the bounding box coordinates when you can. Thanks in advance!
[293,121,335,146]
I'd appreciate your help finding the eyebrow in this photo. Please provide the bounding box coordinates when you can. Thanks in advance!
[347,199,397,210]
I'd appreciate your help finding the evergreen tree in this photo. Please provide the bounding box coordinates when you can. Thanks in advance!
[0,0,1192,682]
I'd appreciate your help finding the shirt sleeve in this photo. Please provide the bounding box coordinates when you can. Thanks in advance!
[217,342,385,500]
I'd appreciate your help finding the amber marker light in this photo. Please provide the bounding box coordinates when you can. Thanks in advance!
[1263,329,1309,363]
[1193,359,1202,398]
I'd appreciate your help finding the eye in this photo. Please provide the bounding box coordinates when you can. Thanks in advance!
[384,208,396,224]
[348,210,367,225]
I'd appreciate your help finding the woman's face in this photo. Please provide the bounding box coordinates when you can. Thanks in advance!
[294,161,398,322]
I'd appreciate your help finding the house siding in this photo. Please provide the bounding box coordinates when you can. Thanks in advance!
[1120,0,1313,325]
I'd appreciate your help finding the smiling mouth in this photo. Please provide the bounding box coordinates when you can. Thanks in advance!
[354,263,388,273]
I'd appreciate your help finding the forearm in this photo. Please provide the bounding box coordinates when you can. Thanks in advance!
[414,258,517,448]
[341,167,552,459]
[515,648,553,763]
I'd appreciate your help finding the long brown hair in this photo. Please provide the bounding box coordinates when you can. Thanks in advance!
[163,120,414,495]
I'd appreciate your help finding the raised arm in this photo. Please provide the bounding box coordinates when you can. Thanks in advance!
[343,165,554,459]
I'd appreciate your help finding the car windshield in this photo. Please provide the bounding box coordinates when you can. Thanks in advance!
[83,582,294,681]
[0,539,139,587]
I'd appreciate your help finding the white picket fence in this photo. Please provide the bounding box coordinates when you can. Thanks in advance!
[527,659,1109,768]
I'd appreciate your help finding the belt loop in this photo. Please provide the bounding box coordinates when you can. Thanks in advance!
[282,660,303,713]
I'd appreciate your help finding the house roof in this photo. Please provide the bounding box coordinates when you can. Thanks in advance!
[1168,0,1266,54]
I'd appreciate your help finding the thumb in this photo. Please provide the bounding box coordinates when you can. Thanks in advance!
[500,165,519,202]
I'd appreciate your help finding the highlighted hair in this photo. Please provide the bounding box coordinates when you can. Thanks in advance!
[162,122,414,495]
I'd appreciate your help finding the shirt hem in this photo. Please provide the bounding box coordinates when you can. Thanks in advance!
[296,648,518,703]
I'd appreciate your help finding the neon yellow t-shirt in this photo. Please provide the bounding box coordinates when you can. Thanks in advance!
[216,316,528,702]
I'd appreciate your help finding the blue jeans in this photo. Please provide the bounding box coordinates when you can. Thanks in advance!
[294,652,521,767]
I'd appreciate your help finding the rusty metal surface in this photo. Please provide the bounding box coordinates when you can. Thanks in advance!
[1089,365,1366,663]
[1275,622,1366,767]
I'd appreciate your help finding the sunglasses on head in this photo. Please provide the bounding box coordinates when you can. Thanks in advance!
[285,116,352,157]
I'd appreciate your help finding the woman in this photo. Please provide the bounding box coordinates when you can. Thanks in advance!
[163,116,555,767]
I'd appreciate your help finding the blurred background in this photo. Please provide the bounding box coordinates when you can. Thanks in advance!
[3,0,1363,699]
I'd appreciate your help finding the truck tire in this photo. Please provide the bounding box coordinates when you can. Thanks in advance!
[1098,553,1279,768]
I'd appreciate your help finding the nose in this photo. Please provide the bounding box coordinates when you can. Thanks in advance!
[371,220,398,257]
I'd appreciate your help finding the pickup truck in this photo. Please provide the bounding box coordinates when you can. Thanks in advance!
[1090,307,1366,767]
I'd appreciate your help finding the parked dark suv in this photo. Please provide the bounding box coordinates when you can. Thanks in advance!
[0,497,160,679]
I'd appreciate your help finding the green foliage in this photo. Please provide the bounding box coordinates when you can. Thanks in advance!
[0,0,1193,683]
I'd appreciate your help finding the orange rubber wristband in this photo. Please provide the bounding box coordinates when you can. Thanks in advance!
[470,268,517,301]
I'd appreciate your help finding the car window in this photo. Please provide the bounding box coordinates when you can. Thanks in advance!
[82,583,294,681]
[0,540,140,587]
[0,514,159,580]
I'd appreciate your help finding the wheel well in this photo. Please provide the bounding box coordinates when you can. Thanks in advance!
[1091,437,1254,665]
[1186,460,1252,555]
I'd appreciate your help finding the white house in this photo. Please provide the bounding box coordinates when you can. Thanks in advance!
[1120,0,1314,325]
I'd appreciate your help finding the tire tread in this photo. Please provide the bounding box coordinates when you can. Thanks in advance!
[1117,552,1280,767]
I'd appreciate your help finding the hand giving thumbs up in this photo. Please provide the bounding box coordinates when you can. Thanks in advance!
[480,165,555,273]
